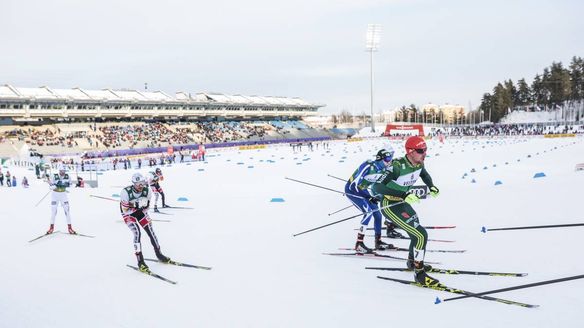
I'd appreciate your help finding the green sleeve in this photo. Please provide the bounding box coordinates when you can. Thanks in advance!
[420,166,434,188]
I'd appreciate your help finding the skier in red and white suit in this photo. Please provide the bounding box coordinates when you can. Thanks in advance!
[120,173,171,273]
[148,167,169,212]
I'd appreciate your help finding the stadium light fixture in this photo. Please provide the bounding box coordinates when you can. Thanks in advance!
[366,24,381,133]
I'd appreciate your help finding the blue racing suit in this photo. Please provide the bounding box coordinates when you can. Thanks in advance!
[345,160,386,235]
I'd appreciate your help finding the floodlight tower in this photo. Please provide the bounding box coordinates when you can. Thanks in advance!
[366,24,381,133]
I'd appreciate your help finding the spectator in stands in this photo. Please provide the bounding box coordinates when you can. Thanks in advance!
[5,171,11,187]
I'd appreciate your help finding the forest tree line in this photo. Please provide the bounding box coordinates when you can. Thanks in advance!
[475,56,584,123]
[331,56,584,125]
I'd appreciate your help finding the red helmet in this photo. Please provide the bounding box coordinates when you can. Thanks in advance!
[405,136,427,153]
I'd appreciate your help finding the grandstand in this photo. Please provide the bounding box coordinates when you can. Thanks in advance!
[0,85,324,120]
[0,85,337,157]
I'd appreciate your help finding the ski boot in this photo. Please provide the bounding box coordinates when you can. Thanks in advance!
[375,234,394,250]
[153,206,160,213]
[67,224,77,235]
[385,222,404,238]
[407,258,432,271]
[386,229,404,239]
[355,241,373,254]
[46,224,54,234]
[354,233,373,254]
[155,250,171,263]
[414,261,440,287]
[136,253,151,273]
[138,261,151,273]
[162,204,170,208]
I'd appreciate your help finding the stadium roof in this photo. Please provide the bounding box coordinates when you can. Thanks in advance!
[0,84,322,107]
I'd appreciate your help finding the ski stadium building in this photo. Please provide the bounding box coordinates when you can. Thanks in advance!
[0,85,324,121]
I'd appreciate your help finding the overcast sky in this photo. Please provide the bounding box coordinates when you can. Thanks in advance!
[1,0,582,114]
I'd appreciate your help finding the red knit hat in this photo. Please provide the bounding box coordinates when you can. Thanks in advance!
[405,136,426,153]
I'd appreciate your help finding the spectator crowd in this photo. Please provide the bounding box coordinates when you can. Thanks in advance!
[433,123,584,137]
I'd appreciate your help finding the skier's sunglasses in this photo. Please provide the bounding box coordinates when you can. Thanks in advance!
[414,148,427,154]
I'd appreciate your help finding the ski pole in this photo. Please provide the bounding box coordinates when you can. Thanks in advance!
[34,190,51,207]
[439,274,584,304]
[362,225,456,231]
[90,195,118,202]
[482,223,584,233]
[293,201,404,237]
[327,174,346,182]
[285,177,366,199]
[328,204,354,216]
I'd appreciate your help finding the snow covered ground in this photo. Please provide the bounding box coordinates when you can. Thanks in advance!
[1,135,583,327]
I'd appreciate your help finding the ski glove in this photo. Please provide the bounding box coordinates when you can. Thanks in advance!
[429,186,440,197]
[404,192,420,205]
[138,198,149,209]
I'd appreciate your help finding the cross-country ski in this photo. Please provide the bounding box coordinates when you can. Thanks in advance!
[126,264,177,285]
[366,267,527,277]
[145,258,212,270]
[377,276,538,308]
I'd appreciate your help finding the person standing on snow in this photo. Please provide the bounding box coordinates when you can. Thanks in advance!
[197,143,206,161]
[5,171,11,187]
[46,165,76,234]
[120,173,171,273]
[346,145,401,253]
[148,167,169,212]
[371,136,440,286]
